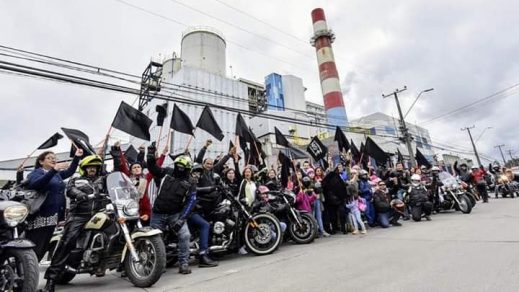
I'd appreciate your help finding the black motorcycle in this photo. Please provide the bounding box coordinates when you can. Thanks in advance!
[268,190,318,244]
[0,189,39,292]
[437,172,473,214]
[164,183,283,265]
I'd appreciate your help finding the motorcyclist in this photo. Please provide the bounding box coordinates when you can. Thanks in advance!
[407,174,432,221]
[454,161,471,184]
[429,166,443,211]
[358,170,375,226]
[39,155,108,292]
[147,146,197,275]
[471,165,489,203]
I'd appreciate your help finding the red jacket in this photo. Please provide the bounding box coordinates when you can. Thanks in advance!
[471,169,487,184]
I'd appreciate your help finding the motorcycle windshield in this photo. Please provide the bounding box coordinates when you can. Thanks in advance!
[106,172,140,206]
[438,171,460,189]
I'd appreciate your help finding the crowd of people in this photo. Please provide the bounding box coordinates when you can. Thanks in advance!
[13,138,518,292]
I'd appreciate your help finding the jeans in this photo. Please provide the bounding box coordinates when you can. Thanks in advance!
[151,212,190,265]
[313,199,325,235]
[350,209,366,231]
[188,213,210,254]
[361,196,376,226]
[378,210,401,228]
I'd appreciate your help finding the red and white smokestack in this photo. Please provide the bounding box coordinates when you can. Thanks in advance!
[310,8,348,127]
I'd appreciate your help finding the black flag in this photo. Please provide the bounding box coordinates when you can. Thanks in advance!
[112,101,153,141]
[170,104,195,136]
[396,148,404,163]
[235,113,252,142]
[278,151,294,189]
[415,148,432,169]
[37,132,64,149]
[248,127,265,166]
[307,136,328,161]
[61,127,96,157]
[124,145,139,164]
[196,106,224,141]
[155,103,168,127]
[365,137,388,165]
[350,140,361,162]
[274,127,290,147]
[334,126,350,152]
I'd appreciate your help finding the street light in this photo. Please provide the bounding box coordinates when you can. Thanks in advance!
[475,126,493,143]
[403,88,434,119]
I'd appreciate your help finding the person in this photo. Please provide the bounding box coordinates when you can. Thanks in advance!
[238,166,257,208]
[264,168,281,192]
[39,154,108,292]
[295,177,318,213]
[147,148,197,274]
[222,167,241,197]
[322,164,348,234]
[26,148,82,262]
[407,174,432,221]
[251,185,287,233]
[454,161,471,184]
[308,168,329,237]
[470,165,488,203]
[373,180,402,228]
[345,192,367,234]
[358,169,375,226]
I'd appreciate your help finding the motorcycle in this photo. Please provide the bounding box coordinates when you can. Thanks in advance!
[268,190,318,244]
[495,174,519,198]
[49,172,166,288]
[0,189,39,292]
[437,172,473,214]
[164,183,283,265]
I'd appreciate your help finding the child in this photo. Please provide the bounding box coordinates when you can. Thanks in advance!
[296,177,318,213]
[345,193,367,234]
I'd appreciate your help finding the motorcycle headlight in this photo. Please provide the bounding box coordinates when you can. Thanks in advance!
[123,200,139,217]
[4,205,29,227]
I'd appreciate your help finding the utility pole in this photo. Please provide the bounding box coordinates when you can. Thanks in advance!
[461,126,482,167]
[383,86,416,167]
[494,144,506,166]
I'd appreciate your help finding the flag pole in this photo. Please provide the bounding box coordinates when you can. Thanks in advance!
[184,129,196,153]
[156,125,164,151]
[19,148,39,169]
[99,126,113,160]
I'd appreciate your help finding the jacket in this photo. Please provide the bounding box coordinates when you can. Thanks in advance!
[373,189,392,213]
[322,171,348,206]
[66,176,109,215]
[27,156,79,221]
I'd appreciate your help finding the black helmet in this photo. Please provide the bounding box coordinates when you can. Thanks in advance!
[314,182,322,194]
[302,176,312,189]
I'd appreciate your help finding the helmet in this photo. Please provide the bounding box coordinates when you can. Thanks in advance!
[174,155,192,170]
[411,174,421,186]
[471,165,478,170]
[431,166,440,172]
[360,170,368,176]
[257,185,270,195]
[302,176,312,188]
[79,155,103,176]
[191,163,203,174]
[314,182,322,194]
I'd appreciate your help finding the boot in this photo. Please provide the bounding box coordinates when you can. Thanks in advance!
[179,263,191,274]
[199,253,218,268]
[38,279,55,292]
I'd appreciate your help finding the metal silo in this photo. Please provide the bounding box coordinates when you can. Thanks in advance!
[181,27,227,76]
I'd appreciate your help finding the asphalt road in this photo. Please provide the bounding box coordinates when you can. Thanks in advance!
[39,197,519,292]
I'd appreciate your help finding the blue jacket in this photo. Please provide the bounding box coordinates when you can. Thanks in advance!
[27,157,79,220]
[358,180,373,199]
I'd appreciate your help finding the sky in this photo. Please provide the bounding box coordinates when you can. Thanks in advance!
[0,0,518,164]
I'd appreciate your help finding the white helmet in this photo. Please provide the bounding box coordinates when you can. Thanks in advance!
[411,174,421,186]
[431,166,440,172]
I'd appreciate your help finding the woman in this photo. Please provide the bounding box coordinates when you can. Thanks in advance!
[26,148,82,260]
[238,166,257,208]
[265,168,281,192]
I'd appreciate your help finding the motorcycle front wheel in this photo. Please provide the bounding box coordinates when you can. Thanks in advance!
[243,213,283,255]
[289,212,318,244]
[457,195,473,214]
[0,248,39,292]
[125,235,166,288]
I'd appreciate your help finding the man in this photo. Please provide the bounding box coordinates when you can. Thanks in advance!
[407,174,433,221]
[147,146,197,274]
[471,165,489,203]
[373,180,402,228]
[454,161,471,184]
[40,155,108,292]
[322,164,348,234]
[358,169,375,226]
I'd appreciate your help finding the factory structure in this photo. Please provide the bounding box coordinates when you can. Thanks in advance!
[135,8,437,169]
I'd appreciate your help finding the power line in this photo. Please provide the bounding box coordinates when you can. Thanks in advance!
[420,82,519,125]
[113,0,313,71]
[168,0,315,60]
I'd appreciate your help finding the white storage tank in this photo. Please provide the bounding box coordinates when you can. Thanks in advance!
[181,27,226,76]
